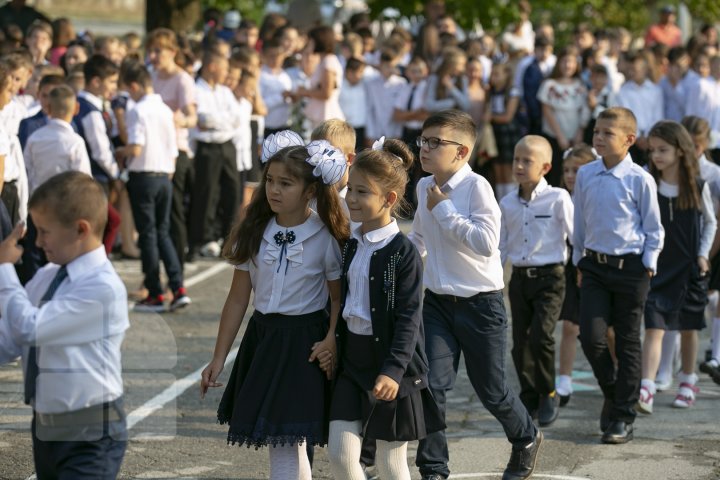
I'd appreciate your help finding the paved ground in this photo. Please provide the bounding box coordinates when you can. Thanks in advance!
[1,251,720,479]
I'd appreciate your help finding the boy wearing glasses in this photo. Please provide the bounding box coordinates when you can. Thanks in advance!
[411,110,541,480]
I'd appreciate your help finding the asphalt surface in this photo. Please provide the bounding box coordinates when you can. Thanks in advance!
[1,251,719,480]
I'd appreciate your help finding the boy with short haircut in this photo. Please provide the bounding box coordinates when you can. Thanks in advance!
[24,85,91,193]
[25,19,53,65]
[411,110,541,480]
[118,61,190,313]
[0,171,129,478]
[583,65,613,144]
[338,57,367,153]
[573,107,664,444]
[18,74,66,150]
[259,38,293,135]
[364,48,407,146]
[499,135,573,427]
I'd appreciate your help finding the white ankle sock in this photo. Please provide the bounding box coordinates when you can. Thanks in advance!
[657,331,679,380]
[556,375,573,395]
[677,372,698,386]
[641,378,657,394]
[712,318,720,361]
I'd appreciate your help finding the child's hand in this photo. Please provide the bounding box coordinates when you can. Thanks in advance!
[698,256,710,276]
[426,185,448,211]
[373,374,399,401]
[309,335,337,380]
[0,222,25,265]
[200,358,225,399]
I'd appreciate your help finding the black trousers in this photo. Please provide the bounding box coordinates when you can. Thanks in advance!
[170,150,194,268]
[0,180,19,227]
[577,254,650,424]
[189,141,239,249]
[508,265,565,411]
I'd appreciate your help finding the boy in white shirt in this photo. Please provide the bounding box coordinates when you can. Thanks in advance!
[411,110,541,480]
[117,62,190,313]
[259,38,293,136]
[338,57,367,152]
[364,48,407,147]
[499,135,573,428]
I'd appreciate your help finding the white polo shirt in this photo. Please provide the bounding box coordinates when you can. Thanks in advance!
[126,93,178,174]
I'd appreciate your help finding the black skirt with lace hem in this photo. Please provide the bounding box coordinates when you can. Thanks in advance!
[217,309,330,448]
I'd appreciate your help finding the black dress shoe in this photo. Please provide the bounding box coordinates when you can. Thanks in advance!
[502,430,543,480]
[421,475,445,480]
[559,393,571,407]
[601,420,633,444]
[538,394,559,427]
[600,398,611,432]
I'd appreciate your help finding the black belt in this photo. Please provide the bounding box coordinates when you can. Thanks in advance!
[585,249,637,270]
[128,171,169,177]
[35,398,124,427]
[426,288,500,303]
[513,263,563,278]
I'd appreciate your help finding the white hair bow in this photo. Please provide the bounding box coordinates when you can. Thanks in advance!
[261,130,305,163]
[371,136,386,151]
[305,140,347,186]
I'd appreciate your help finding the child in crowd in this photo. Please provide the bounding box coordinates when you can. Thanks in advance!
[574,107,664,444]
[556,144,596,406]
[18,74,65,150]
[500,135,574,427]
[259,38,293,135]
[25,20,53,66]
[583,65,613,145]
[339,57,368,153]
[411,110,541,480]
[638,120,715,413]
[118,62,190,313]
[537,46,589,187]
[328,137,443,480]
[0,171,129,479]
[365,48,407,144]
[201,134,349,479]
[487,62,522,200]
[424,47,470,113]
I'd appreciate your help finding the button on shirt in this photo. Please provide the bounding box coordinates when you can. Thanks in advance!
[343,219,400,335]
[126,93,178,174]
[409,163,505,296]
[236,211,342,315]
[192,78,243,144]
[499,178,574,267]
[24,118,92,193]
[572,155,664,272]
[0,246,129,414]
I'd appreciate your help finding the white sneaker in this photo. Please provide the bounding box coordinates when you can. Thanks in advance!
[671,382,699,408]
[200,241,221,257]
[637,386,654,414]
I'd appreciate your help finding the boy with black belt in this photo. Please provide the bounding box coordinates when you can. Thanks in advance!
[118,62,190,313]
[573,107,664,444]
[411,110,541,480]
[500,135,573,427]
[0,171,129,479]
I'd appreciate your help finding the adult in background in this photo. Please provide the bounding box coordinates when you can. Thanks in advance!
[645,5,682,48]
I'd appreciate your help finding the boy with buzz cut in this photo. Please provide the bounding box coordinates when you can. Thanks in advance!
[411,109,541,480]
[499,135,573,428]
[117,61,190,313]
[574,107,664,444]
[0,171,129,479]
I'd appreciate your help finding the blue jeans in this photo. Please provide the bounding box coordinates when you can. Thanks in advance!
[416,290,536,478]
[127,173,183,297]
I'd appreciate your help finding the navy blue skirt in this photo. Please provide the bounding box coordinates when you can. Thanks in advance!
[217,309,330,448]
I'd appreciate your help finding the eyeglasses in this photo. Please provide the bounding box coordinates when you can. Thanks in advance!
[416,136,465,150]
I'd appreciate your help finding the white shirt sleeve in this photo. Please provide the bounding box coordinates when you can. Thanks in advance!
[81,111,119,178]
[499,199,509,266]
[324,238,342,281]
[699,182,717,260]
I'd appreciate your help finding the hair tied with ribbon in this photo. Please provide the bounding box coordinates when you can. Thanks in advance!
[305,140,347,186]
[261,130,305,164]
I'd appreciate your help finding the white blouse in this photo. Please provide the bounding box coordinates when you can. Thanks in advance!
[237,211,342,315]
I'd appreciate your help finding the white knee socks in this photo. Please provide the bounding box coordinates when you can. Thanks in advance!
[657,330,679,383]
[328,420,366,480]
[269,442,312,480]
[376,439,411,480]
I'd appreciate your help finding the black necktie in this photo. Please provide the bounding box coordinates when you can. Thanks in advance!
[407,84,418,110]
[24,266,68,405]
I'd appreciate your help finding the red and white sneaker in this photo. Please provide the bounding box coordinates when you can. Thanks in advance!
[636,386,654,414]
[671,382,699,408]
[134,295,166,313]
[169,287,191,312]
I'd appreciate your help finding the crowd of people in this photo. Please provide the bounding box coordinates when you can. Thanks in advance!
[1,0,720,479]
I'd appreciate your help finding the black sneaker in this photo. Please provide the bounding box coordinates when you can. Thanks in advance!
[169,287,192,312]
[134,295,166,313]
[502,430,543,480]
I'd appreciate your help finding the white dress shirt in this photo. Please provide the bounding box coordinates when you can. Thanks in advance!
[394,80,428,130]
[191,78,243,144]
[572,155,664,272]
[236,211,342,315]
[343,219,400,335]
[339,79,367,128]
[0,126,29,221]
[0,246,129,414]
[657,180,716,260]
[77,90,119,180]
[700,154,720,207]
[259,65,293,130]
[0,97,28,135]
[365,73,407,139]
[612,79,664,137]
[686,77,720,148]
[424,75,470,112]
[126,93,178,174]
[499,178,574,267]
[24,118,92,193]
[232,97,253,172]
[409,163,505,296]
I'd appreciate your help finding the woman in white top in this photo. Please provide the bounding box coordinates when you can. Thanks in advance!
[295,26,345,129]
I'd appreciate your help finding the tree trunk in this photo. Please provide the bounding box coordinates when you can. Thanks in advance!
[145,0,202,34]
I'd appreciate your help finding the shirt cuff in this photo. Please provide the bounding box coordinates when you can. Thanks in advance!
[642,250,660,274]
[430,199,455,221]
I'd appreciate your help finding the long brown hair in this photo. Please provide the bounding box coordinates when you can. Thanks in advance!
[648,120,701,211]
[434,47,466,99]
[223,146,350,264]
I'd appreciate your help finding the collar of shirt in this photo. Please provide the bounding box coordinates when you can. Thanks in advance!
[46,118,74,132]
[352,218,399,244]
[517,177,549,203]
[136,93,162,108]
[63,245,108,283]
[78,90,103,110]
[196,77,218,92]
[436,163,472,194]
[594,153,633,179]
[263,210,325,246]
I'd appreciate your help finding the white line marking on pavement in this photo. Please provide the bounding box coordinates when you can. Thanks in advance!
[126,346,239,430]
[449,474,589,479]
[184,262,231,287]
